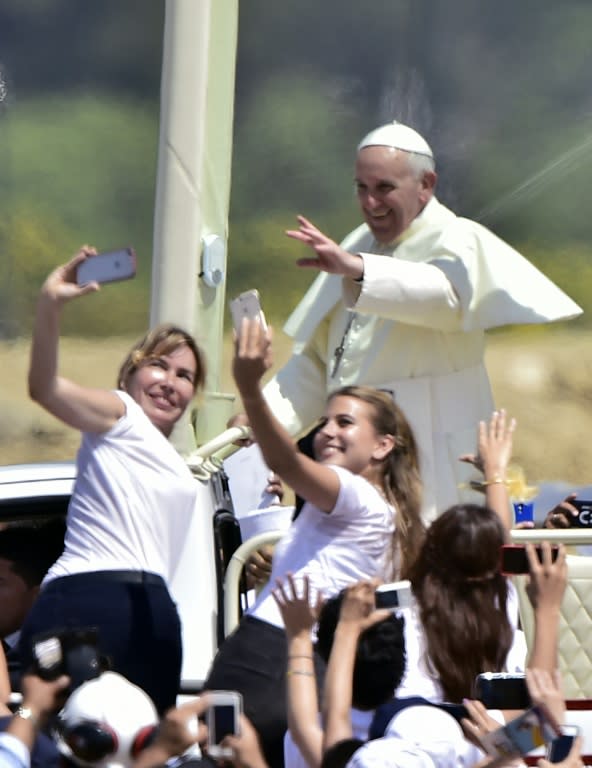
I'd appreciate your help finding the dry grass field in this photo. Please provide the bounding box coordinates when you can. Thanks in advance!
[2,327,592,487]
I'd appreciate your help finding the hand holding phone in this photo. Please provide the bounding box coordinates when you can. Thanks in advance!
[76,247,137,286]
[206,690,242,759]
[500,544,560,575]
[474,672,530,710]
[229,290,267,334]
[480,705,560,759]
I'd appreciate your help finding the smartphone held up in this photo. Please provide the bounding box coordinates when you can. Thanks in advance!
[499,544,560,575]
[229,289,267,334]
[206,690,242,759]
[76,247,137,286]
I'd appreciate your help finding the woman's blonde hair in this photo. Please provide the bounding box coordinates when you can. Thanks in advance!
[117,323,206,393]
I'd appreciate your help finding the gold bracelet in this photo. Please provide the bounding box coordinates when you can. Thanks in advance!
[287,669,315,677]
[481,476,506,486]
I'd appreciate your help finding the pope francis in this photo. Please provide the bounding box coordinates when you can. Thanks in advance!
[262,121,582,523]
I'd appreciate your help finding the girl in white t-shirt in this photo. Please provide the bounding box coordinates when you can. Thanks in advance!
[205,317,425,768]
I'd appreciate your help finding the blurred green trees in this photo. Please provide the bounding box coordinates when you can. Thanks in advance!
[1,0,591,338]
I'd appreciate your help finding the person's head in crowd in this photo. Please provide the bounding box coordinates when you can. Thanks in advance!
[343,737,437,768]
[316,386,424,577]
[55,671,158,768]
[0,523,64,639]
[116,323,206,438]
[408,503,512,702]
[354,121,437,245]
[321,738,365,768]
[315,587,407,710]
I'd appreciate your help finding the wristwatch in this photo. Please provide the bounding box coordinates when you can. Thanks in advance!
[14,705,39,728]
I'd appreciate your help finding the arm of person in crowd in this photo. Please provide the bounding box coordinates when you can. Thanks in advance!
[322,581,389,754]
[525,542,568,674]
[272,573,324,768]
[133,696,209,768]
[28,246,125,434]
[459,409,516,531]
[542,494,579,529]
[222,714,270,768]
[2,673,69,757]
[233,318,342,512]
[525,668,565,730]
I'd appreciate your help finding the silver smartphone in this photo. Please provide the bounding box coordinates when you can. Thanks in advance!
[76,247,137,285]
[206,690,242,759]
[229,289,267,333]
[375,579,413,610]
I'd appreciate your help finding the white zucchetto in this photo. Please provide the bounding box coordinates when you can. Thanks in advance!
[357,121,433,158]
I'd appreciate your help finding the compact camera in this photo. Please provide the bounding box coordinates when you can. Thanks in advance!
[31,627,103,692]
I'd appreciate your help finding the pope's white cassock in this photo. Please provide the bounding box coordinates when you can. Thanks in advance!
[263,196,582,523]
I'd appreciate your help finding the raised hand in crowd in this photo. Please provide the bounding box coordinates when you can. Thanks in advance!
[459,409,516,530]
[272,573,324,768]
[525,668,565,730]
[222,714,270,768]
[525,541,568,674]
[543,493,579,529]
[5,673,70,753]
[133,696,208,767]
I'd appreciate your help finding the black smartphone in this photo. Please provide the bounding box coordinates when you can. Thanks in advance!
[568,500,592,527]
[500,544,560,575]
[474,672,531,709]
[546,726,580,763]
[76,247,137,285]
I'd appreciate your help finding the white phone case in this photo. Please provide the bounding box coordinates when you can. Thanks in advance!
[229,289,267,332]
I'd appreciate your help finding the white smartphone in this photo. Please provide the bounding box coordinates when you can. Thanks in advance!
[546,725,580,763]
[480,705,560,759]
[76,247,137,286]
[229,289,267,333]
[206,690,242,758]
[375,579,413,610]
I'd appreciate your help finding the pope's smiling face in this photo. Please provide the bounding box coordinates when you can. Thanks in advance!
[354,146,436,244]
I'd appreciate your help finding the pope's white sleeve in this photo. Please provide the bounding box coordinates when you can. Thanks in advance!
[343,252,466,331]
[263,348,328,437]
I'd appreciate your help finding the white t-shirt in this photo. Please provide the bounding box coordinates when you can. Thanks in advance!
[284,708,372,768]
[396,580,526,701]
[250,465,396,628]
[45,391,197,585]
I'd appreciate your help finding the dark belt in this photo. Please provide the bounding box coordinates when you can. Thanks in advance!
[48,570,165,588]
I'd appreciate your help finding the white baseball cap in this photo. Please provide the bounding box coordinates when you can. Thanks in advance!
[357,121,433,158]
[55,671,159,768]
[384,706,483,768]
[346,737,437,768]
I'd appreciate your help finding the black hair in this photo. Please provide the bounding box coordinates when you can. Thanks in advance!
[315,590,406,710]
[321,739,365,768]
[0,522,65,587]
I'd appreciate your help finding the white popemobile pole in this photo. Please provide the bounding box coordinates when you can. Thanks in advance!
[150,0,240,691]
[151,0,238,452]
